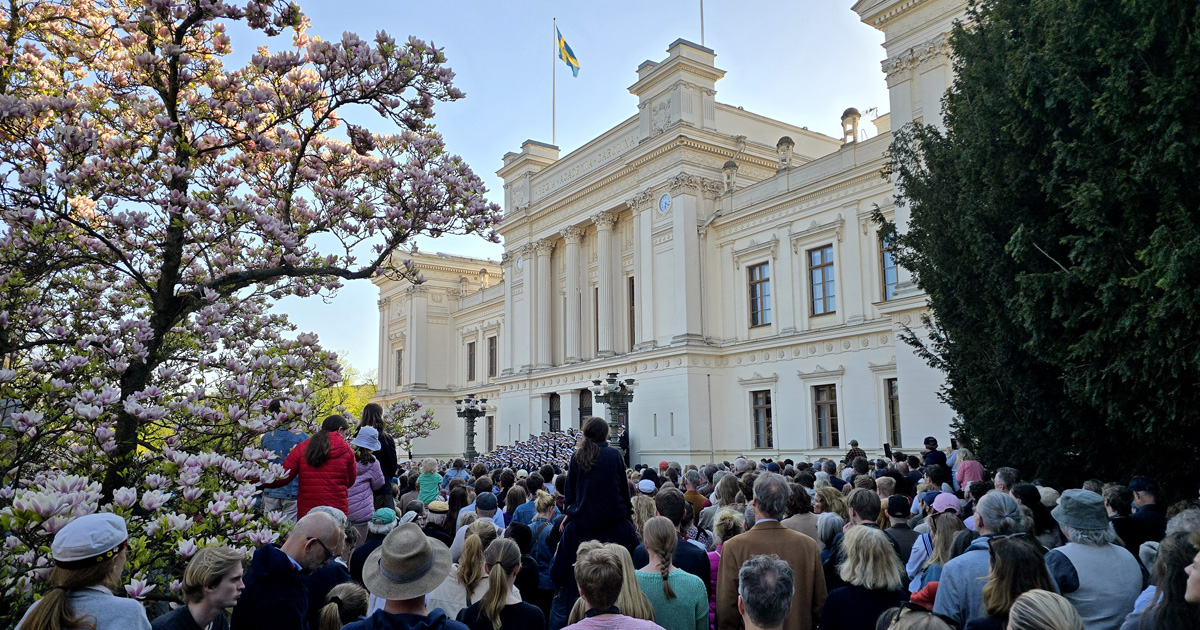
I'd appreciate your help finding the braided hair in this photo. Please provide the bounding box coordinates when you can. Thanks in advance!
[643,516,678,599]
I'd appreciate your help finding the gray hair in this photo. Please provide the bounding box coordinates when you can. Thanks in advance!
[684,469,702,488]
[310,505,349,529]
[735,457,750,472]
[753,472,789,520]
[975,491,1029,535]
[368,518,398,536]
[817,512,845,549]
[822,460,836,474]
[994,467,1020,490]
[1061,523,1117,546]
[737,554,794,628]
[814,471,830,483]
[1166,508,1200,536]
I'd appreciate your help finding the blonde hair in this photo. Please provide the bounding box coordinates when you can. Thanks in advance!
[456,519,498,596]
[534,490,556,515]
[420,458,437,474]
[817,486,849,521]
[631,495,656,541]
[19,548,127,630]
[568,542,655,624]
[838,525,904,591]
[957,447,976,462]
[479,538,521,630]
[713,508,746,544]
[642,516,678,599]
[924,511,965,570]
[182,545,244,603]
[318,582,368,630]
[1007,589,1084,630]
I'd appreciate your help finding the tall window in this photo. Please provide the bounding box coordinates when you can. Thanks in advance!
[751,390,773,449]
[487,336,498,377]
[394,349,403,387]
[486,416,495,452]
[548,393,561,433]
[814,384,839,447]
[882,239,898,301]
[886,378,901,446]
[578,388,593,424]
[748,262,772,327]
[808,245,836,315]
[628,276,636,351]
[466,341,476,381]
[594,286,600,352]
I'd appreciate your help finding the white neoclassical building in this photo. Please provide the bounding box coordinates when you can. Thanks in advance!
[373,0,966,463]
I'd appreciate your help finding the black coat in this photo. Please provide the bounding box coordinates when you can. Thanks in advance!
[232,545,308,630]
[563,441,631,529]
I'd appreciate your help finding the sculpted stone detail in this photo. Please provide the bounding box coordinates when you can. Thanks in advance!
[882,34,951,82]
[534,238,555,255]
[651,98,672,136]
[625,188,653,212]
[669,172,703,195]
[592,210,618,230]
[561,226,585,244]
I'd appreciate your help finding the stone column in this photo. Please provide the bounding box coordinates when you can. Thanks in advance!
[406,285,428,389]
[535,239,554,368]
[561,226,584,363]
[500,251,514,376]
[377,297,389,394]
[593,211,617,357]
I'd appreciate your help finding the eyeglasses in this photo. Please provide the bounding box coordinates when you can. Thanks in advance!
[307,536,336,564]
[987,532,1028,547]
[888,602,960,629]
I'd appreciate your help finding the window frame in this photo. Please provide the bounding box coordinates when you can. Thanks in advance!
[881,238,898,302]
[394,349,403,388]
[751,389,774,449]
[466,341,476,382]
[812,383,840,448]
[748,262,772,328]
[886,377,901,447]
[487,336,498,378]
[808,244,836,316]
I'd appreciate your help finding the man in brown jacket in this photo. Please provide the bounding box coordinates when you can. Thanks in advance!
[716,471,826,630]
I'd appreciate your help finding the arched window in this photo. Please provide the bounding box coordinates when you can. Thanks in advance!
[578,389,593,426]
[548,393,561,433]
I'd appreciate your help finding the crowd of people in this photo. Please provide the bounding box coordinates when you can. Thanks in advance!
[15,412,1200,630]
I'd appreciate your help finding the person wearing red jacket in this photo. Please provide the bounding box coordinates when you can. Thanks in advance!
[266,415,358,519]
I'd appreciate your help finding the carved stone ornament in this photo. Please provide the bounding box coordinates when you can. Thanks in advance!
[651,99,673,136]
[500,251,512,266]
[377,297,391,308]
[561,226,585,244]
[669,173,703,195]
[535,239,555,255]
[625,188,653,212]
[882,34,951,81]
[592,210,618,230]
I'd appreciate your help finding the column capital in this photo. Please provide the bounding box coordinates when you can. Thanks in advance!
[561,226,585,244]
[500,250,512,266]
[406,284,429,296]
[377,297,391,309]
[534,238,555,256]
[625,188,653,212]
[592,210,617,230]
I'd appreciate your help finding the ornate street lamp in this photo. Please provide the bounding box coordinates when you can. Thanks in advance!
[454,394,487,463]
[589,372,636,459]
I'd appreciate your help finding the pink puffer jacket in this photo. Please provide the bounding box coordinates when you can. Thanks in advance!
[347,458,384,524]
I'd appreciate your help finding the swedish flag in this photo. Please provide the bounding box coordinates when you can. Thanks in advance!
[556,27,580,77]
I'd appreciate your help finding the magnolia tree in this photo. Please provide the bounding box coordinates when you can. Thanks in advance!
[0,0,499,622]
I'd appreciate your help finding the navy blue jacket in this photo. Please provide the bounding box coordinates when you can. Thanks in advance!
[343,609,468,630]
[232,545,307,630]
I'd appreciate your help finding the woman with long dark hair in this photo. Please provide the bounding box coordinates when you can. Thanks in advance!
[267,414,357,518]
[1121,532,1200,630]
[545,416,640,629]
[444,486,471,538]
[358,402,398,510]
[1012,483,1064,549]
[963,535,1056,630]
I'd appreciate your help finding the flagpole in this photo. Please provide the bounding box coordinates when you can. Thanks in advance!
[552,17,557,146]
[700,0,705,46]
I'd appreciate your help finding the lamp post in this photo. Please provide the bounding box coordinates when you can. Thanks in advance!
[454,394,487,463]
[590,372,636,460]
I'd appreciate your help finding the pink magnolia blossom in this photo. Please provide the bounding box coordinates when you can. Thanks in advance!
[125,577,155,600]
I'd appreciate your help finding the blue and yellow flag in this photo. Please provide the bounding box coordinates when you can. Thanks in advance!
[556,26,580,77]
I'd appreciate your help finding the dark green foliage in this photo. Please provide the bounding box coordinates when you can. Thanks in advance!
[884,0,1200,496]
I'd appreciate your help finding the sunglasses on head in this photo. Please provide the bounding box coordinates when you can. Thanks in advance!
[889,602,960,629]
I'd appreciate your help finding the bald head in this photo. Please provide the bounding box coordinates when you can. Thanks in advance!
[282,511,341,571]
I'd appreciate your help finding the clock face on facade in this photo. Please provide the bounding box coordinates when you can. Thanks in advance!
[515,257,523,271]
[658,193,672,213]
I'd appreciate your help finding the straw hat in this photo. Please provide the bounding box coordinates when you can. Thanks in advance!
[361,522,451,601]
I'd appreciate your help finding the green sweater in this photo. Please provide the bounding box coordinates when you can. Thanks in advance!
[635,568,708,630]
[417,472,442,505]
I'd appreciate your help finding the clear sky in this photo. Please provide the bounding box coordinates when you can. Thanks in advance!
[236,1,892,376]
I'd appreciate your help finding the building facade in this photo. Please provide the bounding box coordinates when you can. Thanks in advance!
[373,0,967,463]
